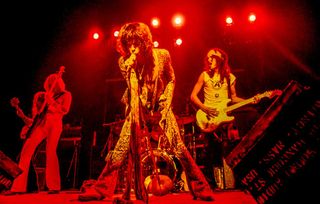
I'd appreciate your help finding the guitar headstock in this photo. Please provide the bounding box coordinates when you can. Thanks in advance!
[260,89,283,99]
[10,97,20,108]
[57,66,65,78]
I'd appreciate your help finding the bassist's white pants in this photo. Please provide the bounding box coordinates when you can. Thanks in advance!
[11,114,63,192]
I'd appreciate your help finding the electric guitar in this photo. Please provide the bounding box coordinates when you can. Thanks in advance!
[10,97,32,139]
[196,89,282,133]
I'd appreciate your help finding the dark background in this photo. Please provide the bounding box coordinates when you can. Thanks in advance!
[0,0,319,191]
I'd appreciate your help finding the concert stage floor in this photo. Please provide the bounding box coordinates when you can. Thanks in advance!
[0,190,257,204]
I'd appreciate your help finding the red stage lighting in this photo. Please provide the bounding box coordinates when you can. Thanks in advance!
[153,41,159,48]
[248,13,256,23]
[226,16,233,26]
[114,30,119,37]
[172,14,185,28]
[92,32,100,40]
[151,18,160,28]
[175,38,183,46]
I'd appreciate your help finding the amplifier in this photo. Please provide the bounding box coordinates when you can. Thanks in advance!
[0,150,22,193]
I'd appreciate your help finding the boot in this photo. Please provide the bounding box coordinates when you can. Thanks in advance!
[78,187,105,201]
[191,181,215,201]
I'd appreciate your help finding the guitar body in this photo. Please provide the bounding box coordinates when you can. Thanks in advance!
[195,89,282,133]
[24,110,47,139]
[196,100,235,133]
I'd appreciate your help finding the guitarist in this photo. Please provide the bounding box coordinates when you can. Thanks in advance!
[6,72,72,195]
[190,48,260,190]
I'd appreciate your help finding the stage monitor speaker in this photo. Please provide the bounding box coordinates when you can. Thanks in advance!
[226,80,320,204]
[0,150,22,193]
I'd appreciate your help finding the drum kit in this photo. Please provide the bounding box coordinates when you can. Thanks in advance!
[104,114,197,195]
[140,114,196,195]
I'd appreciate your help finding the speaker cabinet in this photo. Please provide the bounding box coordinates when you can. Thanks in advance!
[0,150,22,193]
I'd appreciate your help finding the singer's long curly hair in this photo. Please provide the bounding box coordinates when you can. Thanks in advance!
[116,22,154,58]
[204,48,231,82]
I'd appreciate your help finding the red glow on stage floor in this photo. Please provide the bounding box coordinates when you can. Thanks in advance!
[0,190,257,204]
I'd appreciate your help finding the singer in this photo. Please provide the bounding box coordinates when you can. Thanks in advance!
[78,22,215,202]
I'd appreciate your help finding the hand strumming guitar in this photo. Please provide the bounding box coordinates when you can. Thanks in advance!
[203,106,219,118]
[45,92,65,114]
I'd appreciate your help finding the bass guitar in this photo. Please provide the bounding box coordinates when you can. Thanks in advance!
[196,89,282,133]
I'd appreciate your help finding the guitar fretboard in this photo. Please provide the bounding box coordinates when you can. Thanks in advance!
[225,97,256,112]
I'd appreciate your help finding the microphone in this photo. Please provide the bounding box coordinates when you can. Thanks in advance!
[124,53,136,67]
[124,47,139,67]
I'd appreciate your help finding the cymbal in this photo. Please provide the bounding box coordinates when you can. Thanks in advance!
[176,115,195,125]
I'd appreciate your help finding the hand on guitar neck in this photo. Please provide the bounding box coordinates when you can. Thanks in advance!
[10,97,33,139]
[196,89,282,133]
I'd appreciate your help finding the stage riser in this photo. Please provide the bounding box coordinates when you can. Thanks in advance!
[226,80,320,203]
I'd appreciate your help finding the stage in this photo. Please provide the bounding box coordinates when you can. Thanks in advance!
[0,190,257,204]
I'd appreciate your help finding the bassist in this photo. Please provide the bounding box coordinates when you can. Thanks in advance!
[6,69,72,195]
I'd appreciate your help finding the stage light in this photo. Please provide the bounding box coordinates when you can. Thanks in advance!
[172,14,185,28]
[226,16,233,26]
[153,41,159,48]
[114,30,119,37]
[175,38,182,46]
[248,13,256,23]
[92,32,100,40]
[151,18,160,28]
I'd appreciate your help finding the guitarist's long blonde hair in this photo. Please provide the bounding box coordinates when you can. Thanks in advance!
[44,74,65,93]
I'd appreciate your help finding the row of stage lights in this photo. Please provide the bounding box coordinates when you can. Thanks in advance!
[225,13,257,26]
[92,12,258,47]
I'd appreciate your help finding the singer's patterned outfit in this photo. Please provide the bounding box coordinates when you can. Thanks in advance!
[89,48,213,201]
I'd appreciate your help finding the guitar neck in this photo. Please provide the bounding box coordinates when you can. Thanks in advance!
[38,98,48,115]
[225,97,255,113]
[38,67,65,114]
[14,106,31,124]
